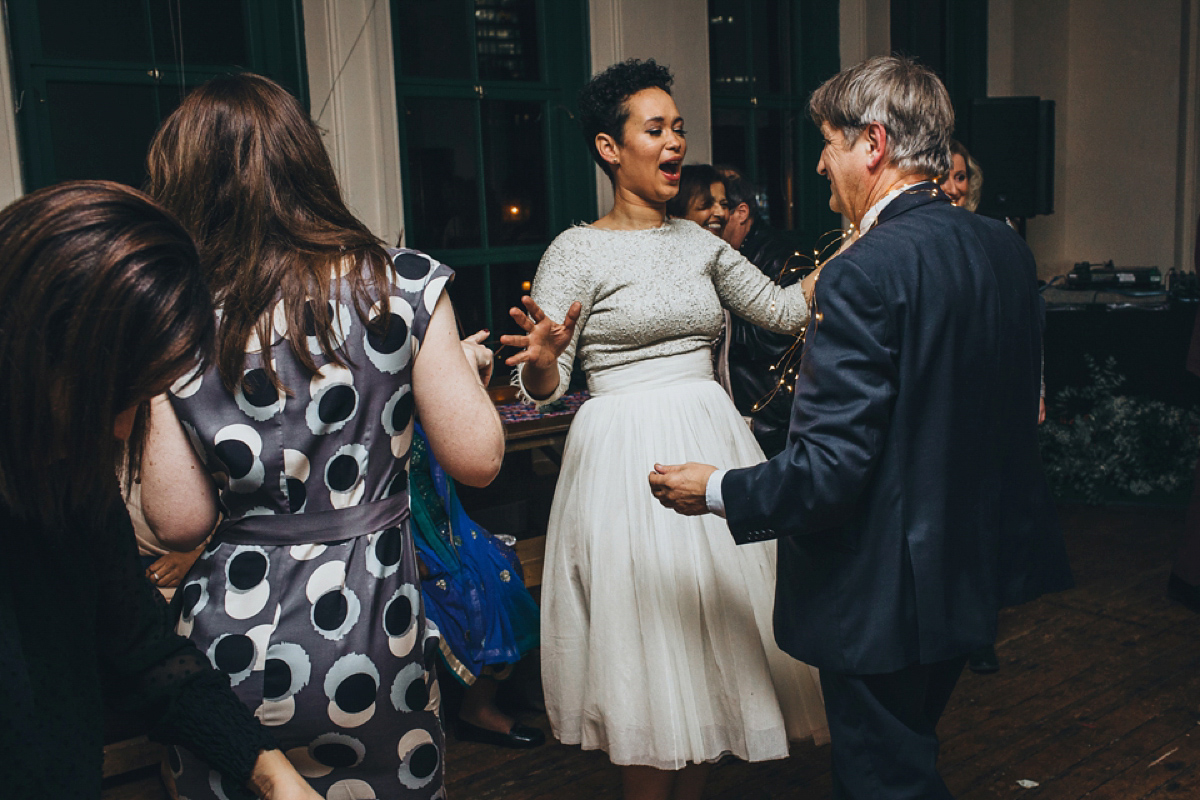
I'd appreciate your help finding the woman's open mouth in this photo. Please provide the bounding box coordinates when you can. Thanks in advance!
[660,160,681,182]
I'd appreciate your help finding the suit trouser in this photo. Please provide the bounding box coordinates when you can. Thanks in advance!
[819,655,967,800]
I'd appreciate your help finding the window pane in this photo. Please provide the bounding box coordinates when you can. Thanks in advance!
[751,0,791,96]
[755,110,795,229]
[151,0,249,67]
[475,0,539,82]
[490,261,538,336]
[39,0,151,62]
[712,107,750,172]
[482,100,547,246]
[448,264,490,334]
[448,261,539,343]
[404,97,482,249]
[394,0,473,80]
[45,81,160,186]
[709,0,751,95]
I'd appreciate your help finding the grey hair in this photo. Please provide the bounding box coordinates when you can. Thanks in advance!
[808,55,954,177]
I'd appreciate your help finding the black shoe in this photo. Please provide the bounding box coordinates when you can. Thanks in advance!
[1168,573,1200,613]
[455,719,546,749]
[968,645,999,675]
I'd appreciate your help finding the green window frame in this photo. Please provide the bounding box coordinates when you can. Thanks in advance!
[890,0,988,144]
[390,0,594,336]
[708,0,840,260]
[6,0,307,191]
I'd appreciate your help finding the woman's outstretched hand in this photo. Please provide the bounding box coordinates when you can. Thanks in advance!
[460,329,494,386]
[500,296,582,370]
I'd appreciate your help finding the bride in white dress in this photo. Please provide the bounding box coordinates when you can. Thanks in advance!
[501,59,828,800]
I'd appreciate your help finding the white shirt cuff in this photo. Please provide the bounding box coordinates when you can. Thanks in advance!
[706,468,728,518]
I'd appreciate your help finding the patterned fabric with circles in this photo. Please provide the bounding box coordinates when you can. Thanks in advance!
[169,250,452,799]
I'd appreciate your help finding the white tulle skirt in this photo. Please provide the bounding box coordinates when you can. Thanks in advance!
[540,350,829,770]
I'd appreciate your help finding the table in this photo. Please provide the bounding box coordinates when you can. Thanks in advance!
[1043,290,1198,406]
[457,391,588,542]
[497,391,588,456]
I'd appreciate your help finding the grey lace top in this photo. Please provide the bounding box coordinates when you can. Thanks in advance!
[516,218,810,403]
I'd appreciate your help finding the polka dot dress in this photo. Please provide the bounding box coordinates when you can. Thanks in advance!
[170,250,452,799]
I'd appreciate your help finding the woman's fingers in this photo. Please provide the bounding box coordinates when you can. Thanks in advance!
[499,333,530,349]
[463,329,489,344]
[520,295,544,321]
[562,301,582,333]
[504,348,534,367]
[509,305,535,332]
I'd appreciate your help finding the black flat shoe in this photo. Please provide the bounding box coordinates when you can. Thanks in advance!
[968,645,1000,675]
[1168,572,1200,613]
[455,719,546,749]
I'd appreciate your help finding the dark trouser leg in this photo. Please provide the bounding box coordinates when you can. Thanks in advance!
[820,656,967,800]
[1170,454,1200,612]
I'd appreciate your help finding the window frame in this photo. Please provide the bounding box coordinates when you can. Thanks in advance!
[708,0,840,259]
[389,0,594,333]
[5,0,308,192]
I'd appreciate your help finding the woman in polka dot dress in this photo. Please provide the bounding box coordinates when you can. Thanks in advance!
[138,74,504,799]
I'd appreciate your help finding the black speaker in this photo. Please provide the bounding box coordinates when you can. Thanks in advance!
[969,97,1055,219]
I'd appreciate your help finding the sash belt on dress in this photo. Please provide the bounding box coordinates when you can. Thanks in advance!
[215,494,410,546]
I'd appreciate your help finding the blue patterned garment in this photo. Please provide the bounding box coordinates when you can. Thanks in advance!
[409,423,540,685]
[169,249,452,799]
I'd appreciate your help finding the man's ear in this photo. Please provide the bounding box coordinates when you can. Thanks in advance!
[732,202,752,225]
[864,122,888,170]
[596,132,620,169]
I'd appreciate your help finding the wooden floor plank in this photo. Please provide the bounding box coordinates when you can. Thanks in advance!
[445,504,1194,800]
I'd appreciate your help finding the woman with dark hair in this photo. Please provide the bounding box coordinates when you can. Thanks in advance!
[140,73,504,798]
[502,59,827,800]
[0,180,320,799]
[665,163,729,236]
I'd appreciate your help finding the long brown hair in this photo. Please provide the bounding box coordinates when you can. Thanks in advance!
[145,72,392,393]
[0,181,214,528]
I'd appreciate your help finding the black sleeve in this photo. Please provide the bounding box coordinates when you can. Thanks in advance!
[94,503,276,785]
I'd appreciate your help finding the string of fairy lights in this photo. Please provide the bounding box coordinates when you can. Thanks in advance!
[751,186,944,411]
[749,226,854,413]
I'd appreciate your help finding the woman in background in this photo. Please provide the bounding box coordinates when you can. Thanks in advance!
[410,419,544,748]
[0,180,319,799]
[140,74,504,798]
[940,138,984,211]
[503,59,827,800]
[941,139,1048,676]
[666,163,730,237]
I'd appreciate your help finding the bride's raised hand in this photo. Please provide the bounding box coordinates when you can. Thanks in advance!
[500,296,582,369]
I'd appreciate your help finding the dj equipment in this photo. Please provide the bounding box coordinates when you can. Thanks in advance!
[1065,261,1163,290]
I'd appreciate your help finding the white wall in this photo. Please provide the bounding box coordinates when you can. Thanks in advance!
[589,0,712,215]
[303,0,405,246]
[0,10,24,207]
[840,0,891,69]
[1176,0,1200,273]
[993,0,1200,278]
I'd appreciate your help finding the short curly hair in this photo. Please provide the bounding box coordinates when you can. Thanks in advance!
[578,58,674,180]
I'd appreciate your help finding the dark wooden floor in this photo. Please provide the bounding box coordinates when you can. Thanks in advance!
[445,504,1200,799]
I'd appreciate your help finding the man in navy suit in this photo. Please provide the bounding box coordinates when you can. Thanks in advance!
[650,56,1070,798]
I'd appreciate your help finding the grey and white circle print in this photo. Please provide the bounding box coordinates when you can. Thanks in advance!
[169,249,452,797]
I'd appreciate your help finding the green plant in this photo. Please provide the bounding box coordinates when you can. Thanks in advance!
[1038,356,1200,502]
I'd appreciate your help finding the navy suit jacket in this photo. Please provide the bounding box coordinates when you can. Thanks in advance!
[722,184,1071,675]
